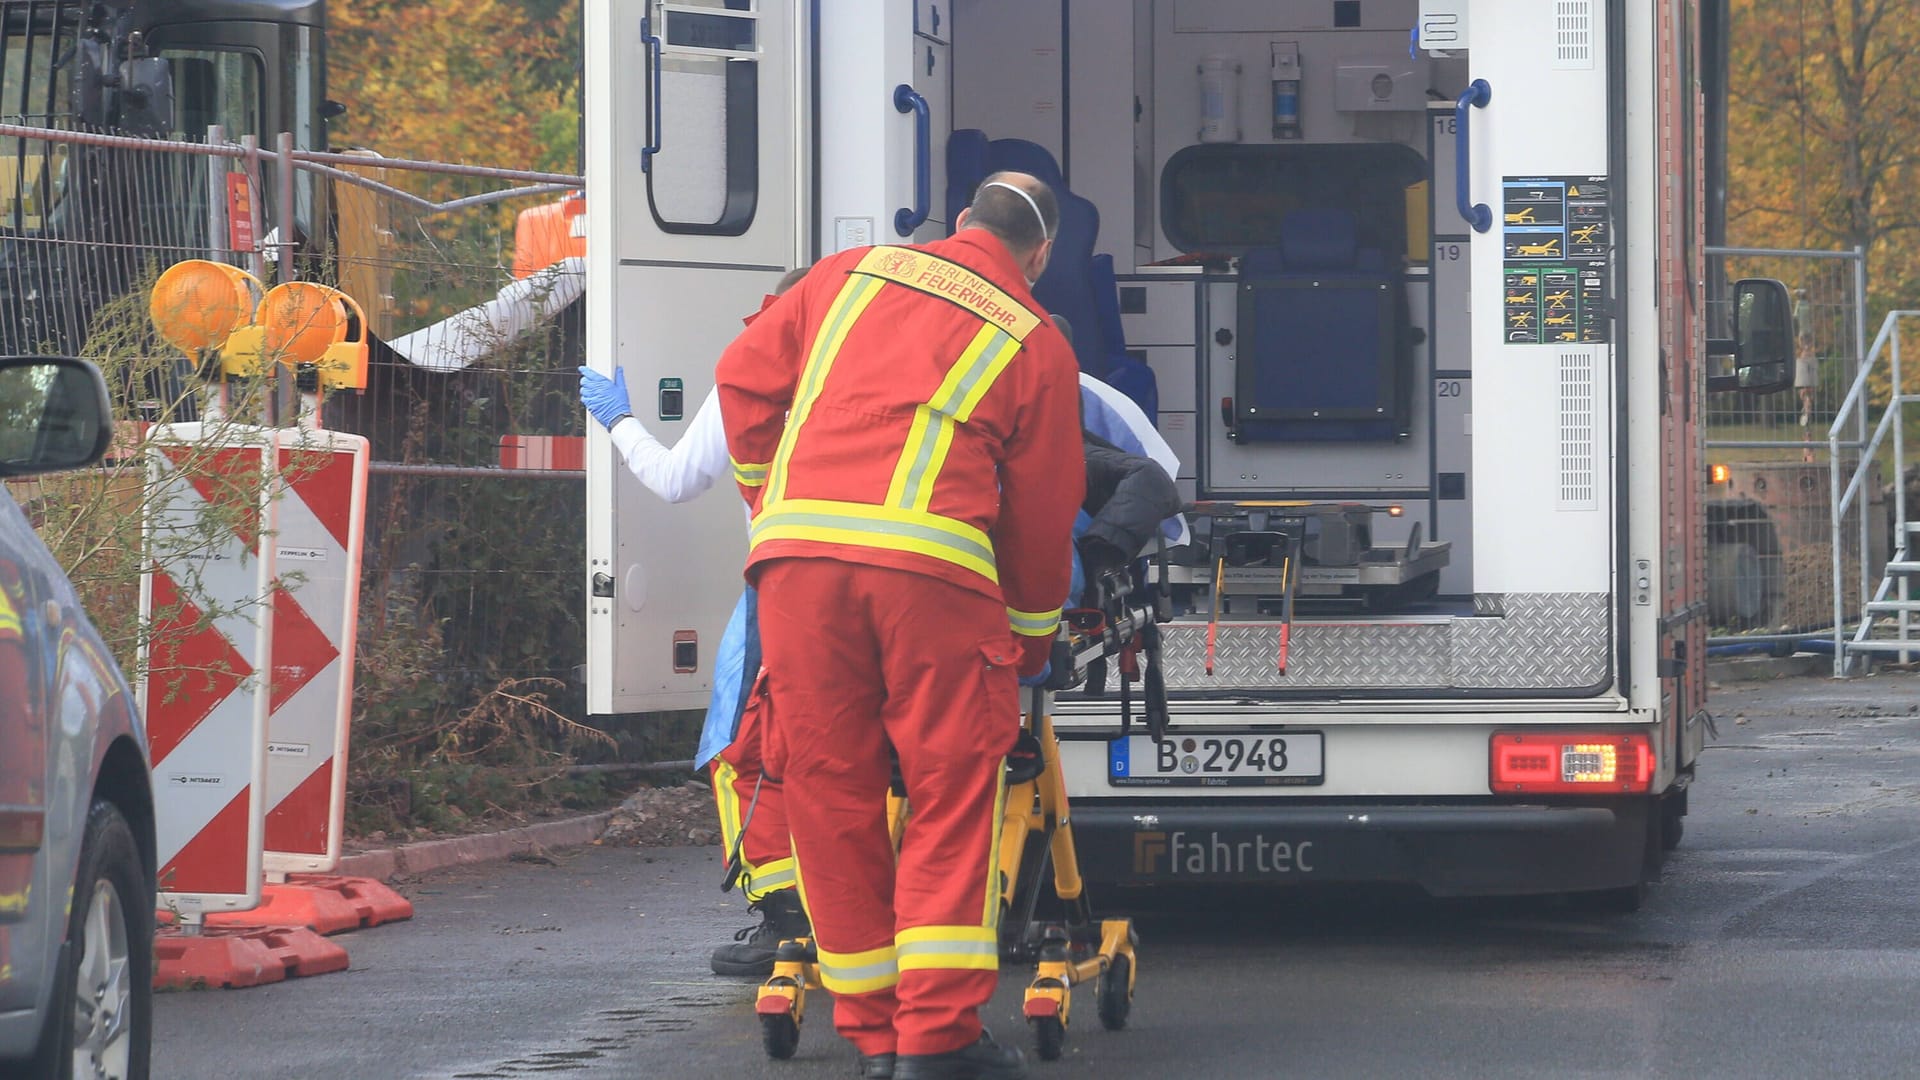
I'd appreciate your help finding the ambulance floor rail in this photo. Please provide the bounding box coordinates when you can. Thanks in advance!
[753,609,1152,1064]
[1831,310,1920,673]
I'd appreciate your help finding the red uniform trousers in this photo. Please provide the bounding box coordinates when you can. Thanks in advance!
[707,685,796,902]
[756,557,1019,1058]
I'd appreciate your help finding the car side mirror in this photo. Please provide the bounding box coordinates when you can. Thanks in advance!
[1706,277,1796,394]
[0,356,116,478]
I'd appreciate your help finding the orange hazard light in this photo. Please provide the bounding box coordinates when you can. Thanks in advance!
[1489,732,1654,794]
[1709,463,1730,485]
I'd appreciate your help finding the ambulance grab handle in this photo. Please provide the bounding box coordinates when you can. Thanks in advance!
[1453,79,1492,233]
[894,83,932,236]
[641,16,663,173]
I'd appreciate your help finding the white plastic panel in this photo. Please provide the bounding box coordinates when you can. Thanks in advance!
[1432,373,1473,594]
[1139,346,1198,413]
[585,0,807,715]
[1116,277,1198,345]
[1463,0,1614,598]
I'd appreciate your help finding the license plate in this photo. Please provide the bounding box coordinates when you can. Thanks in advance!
[1108,733,1324,787]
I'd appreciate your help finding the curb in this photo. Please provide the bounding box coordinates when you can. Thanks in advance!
[335,810,618,883]
[1707,654,1829,684]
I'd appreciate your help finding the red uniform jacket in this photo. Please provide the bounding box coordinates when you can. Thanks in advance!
[716,229,1083,671]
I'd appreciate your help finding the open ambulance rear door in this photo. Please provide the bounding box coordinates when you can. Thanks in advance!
[583,0,810,716]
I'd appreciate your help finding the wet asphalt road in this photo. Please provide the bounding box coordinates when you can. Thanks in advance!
[156,670,1920,1079]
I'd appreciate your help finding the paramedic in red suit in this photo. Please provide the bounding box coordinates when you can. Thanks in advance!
[716,171,1082,1080]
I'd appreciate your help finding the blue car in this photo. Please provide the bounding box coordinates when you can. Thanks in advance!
[0,356,153,1079]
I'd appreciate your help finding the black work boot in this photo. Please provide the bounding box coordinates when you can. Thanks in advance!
[892,1030,1027,1080]
[857,1051,898,1079]
[709,889,811,977]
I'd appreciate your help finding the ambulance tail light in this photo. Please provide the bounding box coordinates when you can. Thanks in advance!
[1489,732,1655,794]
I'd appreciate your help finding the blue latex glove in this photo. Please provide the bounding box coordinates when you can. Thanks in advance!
[1019,662,1051,688]
[579,365,633,430]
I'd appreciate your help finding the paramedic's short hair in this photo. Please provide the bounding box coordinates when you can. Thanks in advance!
[965,171,1058,255]
[774,264,812,295]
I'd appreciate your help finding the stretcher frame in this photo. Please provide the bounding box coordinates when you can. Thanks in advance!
[754,573,1157,1064]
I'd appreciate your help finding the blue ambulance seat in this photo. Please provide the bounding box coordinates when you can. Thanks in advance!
[943,129,1111,378]
[1232,209,1407,443]
[944,129,991,227]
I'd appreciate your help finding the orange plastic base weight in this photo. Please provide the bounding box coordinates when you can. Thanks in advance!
[153,925,349,990]
[202,874,413,934]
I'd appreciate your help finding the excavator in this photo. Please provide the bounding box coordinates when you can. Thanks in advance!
[0,0,331,358]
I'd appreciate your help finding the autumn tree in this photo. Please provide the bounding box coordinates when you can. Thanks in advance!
[1727,0,1920,336]
[325,0,581,175]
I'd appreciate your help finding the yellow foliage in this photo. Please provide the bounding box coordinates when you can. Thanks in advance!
[1728,0,1920,399]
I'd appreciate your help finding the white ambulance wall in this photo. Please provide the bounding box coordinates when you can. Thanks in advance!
[821,0,920,254]
[1133,0,1156,262]
[1465,0,1613,597]
[951,0,1065,166]
[1065,1,1136,265]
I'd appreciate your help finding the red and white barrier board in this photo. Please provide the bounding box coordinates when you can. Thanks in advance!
[262,429,369,874]
[140,424,276,914]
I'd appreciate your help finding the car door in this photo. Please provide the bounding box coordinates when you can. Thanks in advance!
[0,505,53,1019]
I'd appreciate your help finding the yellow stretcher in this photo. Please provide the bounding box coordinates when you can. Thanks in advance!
[754,566,1166,1064]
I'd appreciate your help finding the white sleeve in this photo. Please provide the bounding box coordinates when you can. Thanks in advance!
[607,387,729,504]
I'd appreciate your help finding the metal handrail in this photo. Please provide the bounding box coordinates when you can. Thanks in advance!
[1830,310,1919,673]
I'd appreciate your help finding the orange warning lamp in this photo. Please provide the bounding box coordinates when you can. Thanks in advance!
[257,282,370,392]
[149,260,268,376]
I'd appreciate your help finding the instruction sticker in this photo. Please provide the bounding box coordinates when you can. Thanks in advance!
[1500,176,1610,345]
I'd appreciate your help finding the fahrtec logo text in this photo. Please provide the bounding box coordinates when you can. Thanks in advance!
[1133,831,1315,876]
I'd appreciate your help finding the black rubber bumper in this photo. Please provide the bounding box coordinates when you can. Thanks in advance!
[1071,800,1652,897]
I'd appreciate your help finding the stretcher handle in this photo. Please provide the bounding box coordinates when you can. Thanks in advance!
[1453,78,1492,233]
[641,16,663,173]
[893,83,932,236]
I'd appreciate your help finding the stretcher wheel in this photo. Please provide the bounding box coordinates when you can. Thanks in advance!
[762,1012,800,1060]
[1097,954,1132,1031]
[1032,1015,1066,1061]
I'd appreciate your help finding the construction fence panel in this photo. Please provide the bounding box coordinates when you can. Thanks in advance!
[0,125,595,789]
[1703,246,1884,644]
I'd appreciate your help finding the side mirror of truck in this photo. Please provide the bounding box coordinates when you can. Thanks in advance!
[118,57,176,137]
[1706,277,1795,394]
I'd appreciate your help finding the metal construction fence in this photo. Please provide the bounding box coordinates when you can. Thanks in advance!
[1702,245,1885,645]
[0,122,590,739]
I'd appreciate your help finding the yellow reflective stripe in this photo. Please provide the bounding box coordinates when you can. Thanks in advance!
[742,857,797,902]
[751,499,998,584]
[1006,606,1062,638]
[731,456,770,488]
[984,759,1008,928]
[817,942,900,995]
[895,925,1000,973]
[947,331,1021,424]
[766,274,886,505]
[885,403,943,507]
[886,325,1021,513]
[852,246,1041,342]
[0,588,17,636]
[711,760,743,851]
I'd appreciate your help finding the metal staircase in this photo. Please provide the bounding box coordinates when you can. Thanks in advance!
[1831,311,1919,673]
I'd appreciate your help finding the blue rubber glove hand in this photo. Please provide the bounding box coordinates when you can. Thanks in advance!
[579,365,633,430]
[1019,662,1051,688]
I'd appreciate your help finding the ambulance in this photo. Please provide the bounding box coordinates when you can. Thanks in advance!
[583,0,1795,909]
